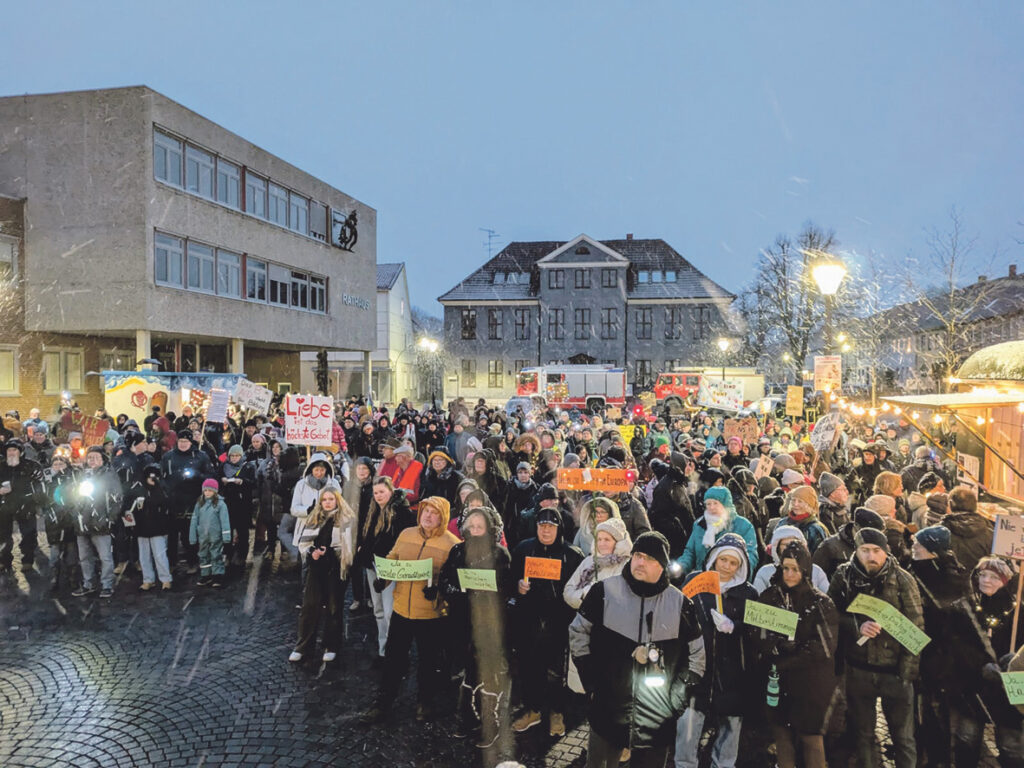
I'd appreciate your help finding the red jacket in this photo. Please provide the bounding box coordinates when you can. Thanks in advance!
[392,459,424,507]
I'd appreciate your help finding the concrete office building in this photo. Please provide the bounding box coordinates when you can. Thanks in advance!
[0,86,376,416]
[438,234,734,401]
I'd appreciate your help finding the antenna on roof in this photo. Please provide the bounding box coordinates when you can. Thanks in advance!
[479,228,499,259]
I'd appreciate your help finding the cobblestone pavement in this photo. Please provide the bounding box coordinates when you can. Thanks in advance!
[0,541,1001,767]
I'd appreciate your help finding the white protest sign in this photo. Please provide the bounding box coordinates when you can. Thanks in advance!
[810,410,841,453]
[753,455,774,481]
[205,388,230,423]
[814,356,842,393]
[696,378,744,412]
[992,514,1024,561]
[233,379,274,414]
[284,394,334,446]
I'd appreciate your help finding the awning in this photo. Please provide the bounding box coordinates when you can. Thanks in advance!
[880,392,1024,411]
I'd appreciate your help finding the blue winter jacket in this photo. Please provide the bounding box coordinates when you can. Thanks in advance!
[677,511,758,575]
[189,496,231,545]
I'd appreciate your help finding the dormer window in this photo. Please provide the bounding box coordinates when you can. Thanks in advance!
[638,271,650,283]
[651,271,663,283]
[493,272,505,284]
[665,270,677,282]
[575,246,591,255]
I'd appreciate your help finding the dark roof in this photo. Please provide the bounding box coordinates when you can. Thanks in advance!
[437,237,734,302]
[874,273,1024,334]
[376,263,404,291]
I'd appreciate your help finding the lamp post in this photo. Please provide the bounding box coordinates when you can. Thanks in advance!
[393,336,439,404]
[806,250,847,356]
[716,337,730,381]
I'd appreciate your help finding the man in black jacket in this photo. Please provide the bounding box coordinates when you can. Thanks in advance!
[570,531,705,768]
[941,487,993,573]
[0,440,43,572]
[160,432,214,572]
[647,452,695,558]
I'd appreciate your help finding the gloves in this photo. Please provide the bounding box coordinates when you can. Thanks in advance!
[422,585,438,601]
[372,578,389,593]
[710,609,734,634]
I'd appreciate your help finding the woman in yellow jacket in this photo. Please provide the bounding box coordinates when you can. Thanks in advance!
[362,496,460,724]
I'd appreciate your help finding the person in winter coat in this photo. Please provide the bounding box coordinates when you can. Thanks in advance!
[70,447,123,598]
[438,505,514,748]
[753,524,831,594]
[756,540,840,768]
[675,533,759,768]
[564,517,633,610]
[900,445,951,501]
[721,436,748,473]
[346,457,376,613]
[445,417,474,467]
[0,439,43,571]
[23,422,55,467]
[362,496,460,723]
[570,531,706,768]
[941,487,994,573]
[573,496,622,557]
[502,462,538,547]
[41,454,79,591]
[420,450,463,507]
[253,438,283,558]
[355,477,416,660]
[765,486,831,555]
[510,506,585,737]
[125,464,173,590]
[219,444,256,567]
[289,487,358,664]
[189,479,231,587]
[848,443,883,508]
[812,507,886,581]
[677,487,758,577]
[609,487,653,544]
[465,449,506,511]
[863,493,912,567]
[816,472,850,533]
[827,527,924,768]
[513,482,575,546]
[288,452,341,578]
[160,431,214,571]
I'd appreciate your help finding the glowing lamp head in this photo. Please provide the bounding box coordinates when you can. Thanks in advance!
[811,259,847,296]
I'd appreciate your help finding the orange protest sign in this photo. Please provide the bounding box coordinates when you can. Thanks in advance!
[682,570,721,599]
[556,467,632,492]
[524,557,562,581]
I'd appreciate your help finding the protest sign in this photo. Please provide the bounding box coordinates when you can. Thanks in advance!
[605,406,622,420]
[284,394,334,446]
[374,555,434,585]
[205,388,230,423]
[814,356,842,393]
[810,411,841,453]
[992,514,1024,561]
[753,455,774,481]
[556,467,632,493]
[524,557,562,581]
[617,424,636,445]
[847,593,930,655]
[682,570,720,599]
[745,601,800,639]
[233,379,274,414]
[1002,673,1024,706]
[786,386,804,418]
[57,413,111,447]
[458,569,498,592]
[696,378,744,412]
[723,417,760,446]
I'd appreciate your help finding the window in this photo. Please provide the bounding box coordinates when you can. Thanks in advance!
[651,270,663,283]
[665,359,682,371]
[601,268,617,288]
[635,308,652,339]
[488,308,503,340]
[269,183,289,226]
[638,270,650,283]
[665,270,677,282]
[514,308,530,340]
[548,269,565,289]
[310,276,326,313]
[575,308,591,340]
[185,145,214,198]
[488,360,502,388]
[186,242,215,293]
[692,306,712,340]
[548,308,565,340]
[461,309,477,339]
[216,158,240,208]
[0,238,16,281]
[600,308,618,340]
[309,202,328,242]
[289,192,308,235]
[575,269,591,289]
[493,272,506,284]
[269,264,290,306]
[461,359,477,387]
[42,348,84,394]
[247,258,267,302]
[0,346,16,394]
[635,359,653,389]
[665,306,685,340]
[291,271,309,309]
[217,250,242,298]
[153,130,183,186]
[245,172,267,218]
[154,233,184,287]
[100,350,135,370]
[513,359,530,374]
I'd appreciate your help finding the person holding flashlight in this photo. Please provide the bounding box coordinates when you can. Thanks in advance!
[71,446,122,598]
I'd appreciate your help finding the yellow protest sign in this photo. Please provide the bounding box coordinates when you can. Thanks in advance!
[745,601,800,638]
[847,593,930,655]
[785,386,804,418]
[617,424,636,445]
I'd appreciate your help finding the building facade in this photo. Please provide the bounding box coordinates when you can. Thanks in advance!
[438,234,734,400]
[0,86,376,416]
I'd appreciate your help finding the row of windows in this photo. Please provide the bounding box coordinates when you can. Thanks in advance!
[155,231,327,313]
[455,357,675,390]
[154,129,329,242]
[637,269,678,283]
[492,271,529,285]
[459,305,713,341]
[546,267,621,290]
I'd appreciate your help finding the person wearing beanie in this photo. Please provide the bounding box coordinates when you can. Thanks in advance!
[572,496,623,557]
[160,426,214,574]
[0,436,44,573]
[722,435,747,473]
[766,486,831,556]
[900,445,951,504]
[569,530,704,767]
[813,507,886,581]
[941,486,994,573]
[509,498,584,737]
[816,471,851,533]
[501,461,538,549]
[864,493,912,567]
[124,463,173,591]
[753,524,831,594]
[827,512,924,768]
[420,449,464,508]
[676,532,758,768]
[68,442,123,598]
[907,470,948,532]
[564,517,632,610]
[779,468,805,490]
[648,451,697,560]
[219,443,256,568]
[188,478,230,587]
[677,486,758,576]
[512,482,574,548]
[755,540,840,768]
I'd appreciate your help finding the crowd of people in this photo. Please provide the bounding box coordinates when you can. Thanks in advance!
[1,395,1022,767]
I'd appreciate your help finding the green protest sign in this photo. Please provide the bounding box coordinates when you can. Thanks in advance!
[374,555,434,585]
[847,593,930,655]
[1002,672,1024,706]
[745,601,799,639]
[458,568,498,592]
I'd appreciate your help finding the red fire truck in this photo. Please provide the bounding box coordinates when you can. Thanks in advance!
[516,365,627,413]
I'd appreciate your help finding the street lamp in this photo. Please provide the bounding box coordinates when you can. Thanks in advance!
[804,249,847,356]
[393,336,440,403]
[716,337,730,381]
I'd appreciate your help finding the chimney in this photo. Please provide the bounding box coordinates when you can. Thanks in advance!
[626,233,633,240]
[1010,264,1018,277]
[978,275,987,283]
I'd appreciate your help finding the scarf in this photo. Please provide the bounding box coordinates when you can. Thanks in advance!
[702,511,727,550]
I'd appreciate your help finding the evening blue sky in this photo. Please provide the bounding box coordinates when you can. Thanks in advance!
[4,2,1022,311]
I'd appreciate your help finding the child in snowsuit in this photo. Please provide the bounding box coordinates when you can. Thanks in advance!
[189,478,231,586]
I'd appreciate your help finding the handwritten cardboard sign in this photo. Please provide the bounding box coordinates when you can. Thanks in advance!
[605,406,622,420]
[847,593,930,655]
[284,394,334,446]
[992,514,1024,561]
[374,555,434,585]
[58,413,111,447]
[745,601,800,639]
[524,556,562,581]
[785,386,804,418]
[722,417,760,446]
[205,388,230,423]
[458,568,498,592]
[753,455,774,481]
[810,410,841,453]
[682,570,721,599]
[617,424,636,445]
[556,467,631,492]
[233,379,274,414]
[1002,672,1024,706]
[696,378,744,412]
